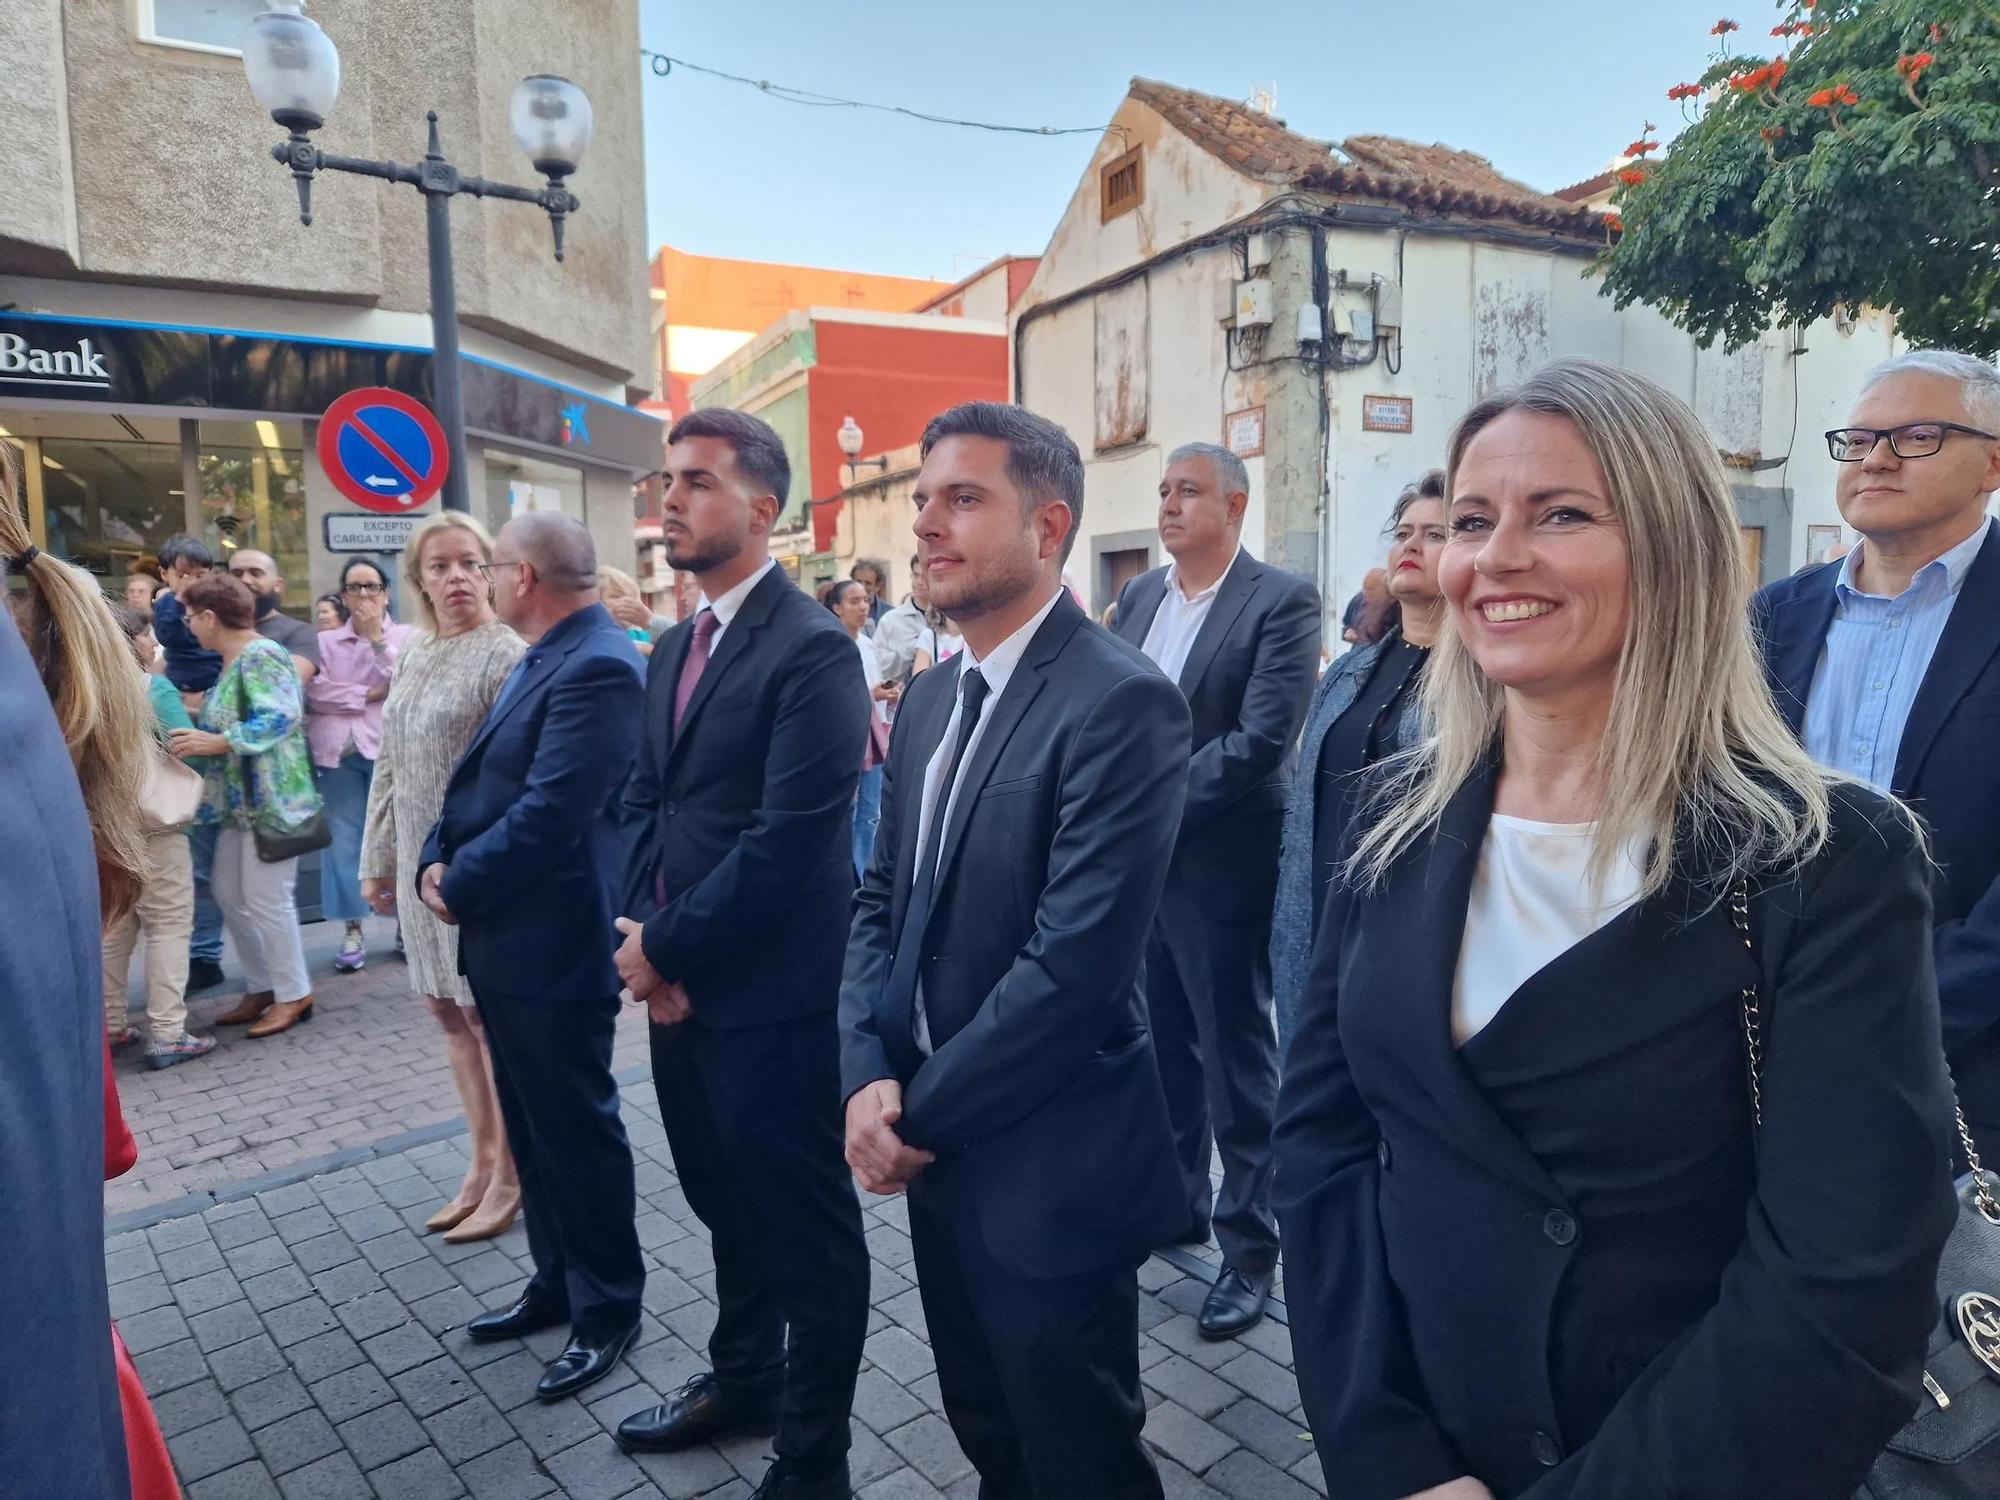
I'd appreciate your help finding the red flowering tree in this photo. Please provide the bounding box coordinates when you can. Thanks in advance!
[1598,1,2000,353]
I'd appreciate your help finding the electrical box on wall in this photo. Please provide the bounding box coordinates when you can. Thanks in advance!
[1215,281,1239,325]
[1349,309,1377,345]
[1376,280,1404,331]
[1244,232,1274,271]
[1296,304,1324,345]
[1234,278,1275,329]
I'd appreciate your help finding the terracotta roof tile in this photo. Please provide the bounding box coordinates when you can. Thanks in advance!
[1126,78,1604,241]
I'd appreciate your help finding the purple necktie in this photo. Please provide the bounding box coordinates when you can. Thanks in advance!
[673,607,719,733]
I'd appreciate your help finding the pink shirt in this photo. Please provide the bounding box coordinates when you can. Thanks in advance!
[305,619,414,767]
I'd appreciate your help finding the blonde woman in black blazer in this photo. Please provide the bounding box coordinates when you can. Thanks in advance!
[1274,359,1958,1499]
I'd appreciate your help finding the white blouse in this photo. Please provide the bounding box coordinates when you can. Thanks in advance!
[1451,814,1646,1047]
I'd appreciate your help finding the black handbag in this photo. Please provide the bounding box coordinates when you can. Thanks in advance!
[1728,883,2000,1496]
[233,654,332,865]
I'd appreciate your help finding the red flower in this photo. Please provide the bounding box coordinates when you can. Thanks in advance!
[1712,18,1740,34]
[1896,52,1936,79]
[1760,125,1786,141]
[1624,139,1660,156]
[1618,168,1648,185]
[1836,84,1859,105]
[1807,87,1833,108]
[1769,59,1787,85]
[1667,82,1702,101]
[1604,213,1624,233]
[1930,23,1945,41]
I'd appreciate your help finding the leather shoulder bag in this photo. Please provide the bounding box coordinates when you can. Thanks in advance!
[1729,882,2000,1497]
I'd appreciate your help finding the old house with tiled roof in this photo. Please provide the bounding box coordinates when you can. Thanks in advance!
[1012,79,1904,614]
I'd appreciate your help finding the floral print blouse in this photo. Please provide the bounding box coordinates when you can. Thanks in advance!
[194,636,323,833]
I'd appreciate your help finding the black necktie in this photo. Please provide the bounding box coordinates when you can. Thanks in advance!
[886,668,989,1046]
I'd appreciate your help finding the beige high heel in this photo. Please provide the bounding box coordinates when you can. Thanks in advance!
[441,1192,519,1244]
[424,1198,480,1234]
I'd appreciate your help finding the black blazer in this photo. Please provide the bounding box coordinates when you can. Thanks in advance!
[1273,766,1956,1499]
[0,606,129,1500]
[1754,524,2000,1143]
[1113,553,1321,916]
[623,566,868,1028]
[839,594,1191,1278]
[421,603,642,1002]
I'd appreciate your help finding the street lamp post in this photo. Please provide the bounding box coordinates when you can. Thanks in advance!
[836,415,890,489]
[242,3,592,514]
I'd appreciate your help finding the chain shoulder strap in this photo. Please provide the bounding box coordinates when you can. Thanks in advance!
[1729,879,2000,1225]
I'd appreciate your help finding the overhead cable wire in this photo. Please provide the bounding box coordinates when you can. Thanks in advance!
[638,49,1125,140]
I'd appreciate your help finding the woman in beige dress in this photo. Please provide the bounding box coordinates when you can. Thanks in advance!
[359,513,526,1243]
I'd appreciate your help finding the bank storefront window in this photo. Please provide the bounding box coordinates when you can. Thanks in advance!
[200,421,308,608]
[484,448,584,535]
[2,411,308,607]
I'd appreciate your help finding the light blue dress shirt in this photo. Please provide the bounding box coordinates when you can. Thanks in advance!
[1803,517,1993,790]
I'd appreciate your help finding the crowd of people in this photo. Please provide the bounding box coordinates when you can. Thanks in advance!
[10,343,2000,1499]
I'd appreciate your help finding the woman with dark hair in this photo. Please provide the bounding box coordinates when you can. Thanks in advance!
[315,592,348,631]
[167,572,323,1037]
[1272,472,1448,1048]
[828,577,898,875]
[306,557,412,974]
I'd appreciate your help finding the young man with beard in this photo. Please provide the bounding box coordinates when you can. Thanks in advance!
[839,402,1191,1498]
[612,408,871,1500]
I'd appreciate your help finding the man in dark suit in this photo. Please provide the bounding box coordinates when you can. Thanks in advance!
[841,402,1191,1499]
[1754,348,2000,1157]
[1112,442,1320,1338]
[0,564,129,1500]
[419,512,645,1402]
[611,409,871,1500]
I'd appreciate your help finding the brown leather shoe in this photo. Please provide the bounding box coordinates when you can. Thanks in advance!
[212,990,275,1025]
[245,997,313,1037]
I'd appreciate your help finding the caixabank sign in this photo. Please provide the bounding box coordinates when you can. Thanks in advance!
[0,311,661,473]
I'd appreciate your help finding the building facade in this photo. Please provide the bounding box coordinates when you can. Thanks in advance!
[1013,79,1907,622]
[2,0,659,612]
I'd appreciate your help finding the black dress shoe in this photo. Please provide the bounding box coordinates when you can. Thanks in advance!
[616,1371,778,1452]
[1197,1266,1273,1340]
[536,1322,639,1402]
[186,957,226,992]
[748,1458,852,1499]
[465,1292,569,1344]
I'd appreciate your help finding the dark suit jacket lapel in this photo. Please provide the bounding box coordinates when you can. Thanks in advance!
[890,664,960,941]
[1176,553,1257,698]
[1895,526,2000,791]
[457,609,588,766]
[666,567,785,768]
[1379,762,1564,1201]
[1763,570,1838,736]
[927,596,1080,902]
[1116,570,1168,649]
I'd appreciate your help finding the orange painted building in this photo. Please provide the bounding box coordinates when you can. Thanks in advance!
[648,246,948,419]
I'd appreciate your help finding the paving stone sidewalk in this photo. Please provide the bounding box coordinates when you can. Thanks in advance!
[107,917,651,1217]
[110,1079,1319,1499]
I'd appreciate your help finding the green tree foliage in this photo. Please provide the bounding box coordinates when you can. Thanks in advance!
[1597,3,2000,353]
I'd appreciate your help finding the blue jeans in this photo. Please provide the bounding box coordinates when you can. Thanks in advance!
[188,821,224,962]
[854,765,884,879]
[315,750,375,923]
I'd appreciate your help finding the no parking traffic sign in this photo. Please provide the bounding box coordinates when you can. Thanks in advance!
[318,388,450,514]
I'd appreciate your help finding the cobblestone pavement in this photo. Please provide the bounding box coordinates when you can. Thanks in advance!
[107,917,651,1217]
[111,1007,1316,1498]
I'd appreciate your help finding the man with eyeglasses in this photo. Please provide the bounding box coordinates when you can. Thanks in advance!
[1754,348,2000,1159]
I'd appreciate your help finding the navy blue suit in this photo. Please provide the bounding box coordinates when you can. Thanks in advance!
[0,602,128,1500]
[1755,529,2000,1156]
[423,601,645,1337]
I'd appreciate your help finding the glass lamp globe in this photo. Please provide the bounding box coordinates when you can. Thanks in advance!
[511,75,593,177]
[837,416,865,458]
[243,2,341,130]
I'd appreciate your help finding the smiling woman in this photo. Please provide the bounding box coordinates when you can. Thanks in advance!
[1274,358,1960,1500]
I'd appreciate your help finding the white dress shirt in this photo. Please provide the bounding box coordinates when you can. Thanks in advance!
[1451,815,1645,1046]
[1140,547,1245,684]
[911,587,1066,1052]
[697,556,777,648]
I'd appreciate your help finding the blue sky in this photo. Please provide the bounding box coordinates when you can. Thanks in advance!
[636,0,1763,282]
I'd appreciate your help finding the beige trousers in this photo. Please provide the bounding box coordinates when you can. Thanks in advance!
[102,827,194,1043]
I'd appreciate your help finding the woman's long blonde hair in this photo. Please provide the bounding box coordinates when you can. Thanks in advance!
[1349,358,1833,900]
[403,511,497,630]
[2,446,154,920]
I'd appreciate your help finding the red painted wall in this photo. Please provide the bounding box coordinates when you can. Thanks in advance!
[807,319,1008,553]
